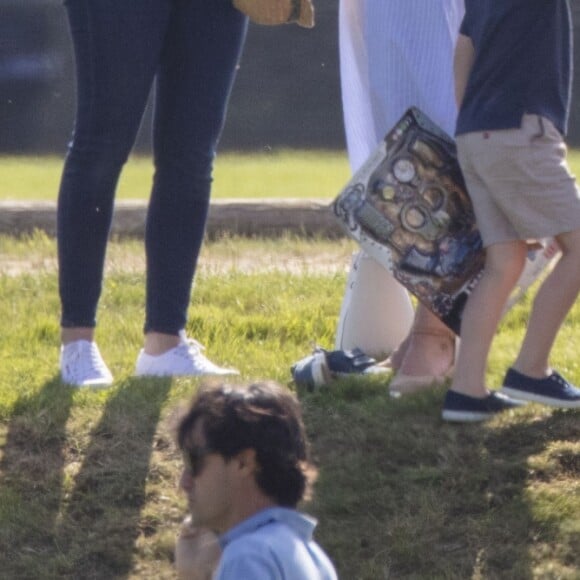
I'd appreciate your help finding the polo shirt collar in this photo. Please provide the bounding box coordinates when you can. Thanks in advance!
[219,507,317,548]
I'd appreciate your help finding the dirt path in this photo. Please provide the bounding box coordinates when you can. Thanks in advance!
[0,244,356,277]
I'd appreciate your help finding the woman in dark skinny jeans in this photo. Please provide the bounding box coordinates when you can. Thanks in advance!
[58,0,246,386]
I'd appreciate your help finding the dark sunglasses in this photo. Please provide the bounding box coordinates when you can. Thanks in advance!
[183,445,214,477]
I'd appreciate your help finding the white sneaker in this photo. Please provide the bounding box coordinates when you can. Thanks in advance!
[135,334,239,377]
[60,340,114,387]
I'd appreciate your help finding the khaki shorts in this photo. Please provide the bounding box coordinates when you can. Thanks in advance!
[456,114,580,247]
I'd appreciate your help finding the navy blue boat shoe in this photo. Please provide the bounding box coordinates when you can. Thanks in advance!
[501,368,580,408]
[442,390,524,423]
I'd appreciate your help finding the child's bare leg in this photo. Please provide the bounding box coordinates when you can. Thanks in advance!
[513,228,580,377]
[450,240,528,398]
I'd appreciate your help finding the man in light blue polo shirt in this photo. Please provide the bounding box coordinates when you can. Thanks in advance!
[174,381,337,580]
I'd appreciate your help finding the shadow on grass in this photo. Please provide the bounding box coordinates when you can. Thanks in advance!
[0,376,172,579]
[480,410,580,577]
[300,381,579,579]
[0,376,74,577]
[54,377,173,579]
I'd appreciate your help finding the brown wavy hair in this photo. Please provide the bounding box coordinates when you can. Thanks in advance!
[177,381,316,507]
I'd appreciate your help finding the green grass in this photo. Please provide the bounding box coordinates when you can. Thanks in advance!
[0,234,579,579]
[3,148,580,203]
[0,150,350,201]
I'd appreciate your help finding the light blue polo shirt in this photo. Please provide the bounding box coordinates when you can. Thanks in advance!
[215,507,338,580]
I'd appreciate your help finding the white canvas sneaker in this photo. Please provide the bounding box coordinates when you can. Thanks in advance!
[135,334,239,377]
[60,340,114,387]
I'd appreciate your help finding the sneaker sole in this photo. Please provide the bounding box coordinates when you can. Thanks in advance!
[441,409,495,422]
[500,387,580,409]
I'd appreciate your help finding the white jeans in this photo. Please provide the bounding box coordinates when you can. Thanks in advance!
[335,0,464,354]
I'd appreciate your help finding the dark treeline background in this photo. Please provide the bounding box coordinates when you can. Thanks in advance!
[2,0,580,154]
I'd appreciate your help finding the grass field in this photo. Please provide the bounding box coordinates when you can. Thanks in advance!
[0,233,579,579]
[0,150,350,201]
[3,148,580,202]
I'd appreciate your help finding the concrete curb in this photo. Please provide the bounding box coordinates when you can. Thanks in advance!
[0,198,346,238]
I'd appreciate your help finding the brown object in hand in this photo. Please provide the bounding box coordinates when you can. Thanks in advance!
[233,0,315,28]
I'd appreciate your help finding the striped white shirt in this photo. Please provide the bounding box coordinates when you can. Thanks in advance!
[339,0,465,171]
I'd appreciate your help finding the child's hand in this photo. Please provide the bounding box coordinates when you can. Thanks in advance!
[175,517,221,580]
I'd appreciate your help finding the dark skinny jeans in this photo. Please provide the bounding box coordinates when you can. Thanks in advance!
[58,0,247,334]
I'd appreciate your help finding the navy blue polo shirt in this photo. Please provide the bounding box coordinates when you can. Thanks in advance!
[456,0,572,137]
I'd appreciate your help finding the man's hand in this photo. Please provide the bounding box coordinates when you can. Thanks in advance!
[175,518,221,580]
